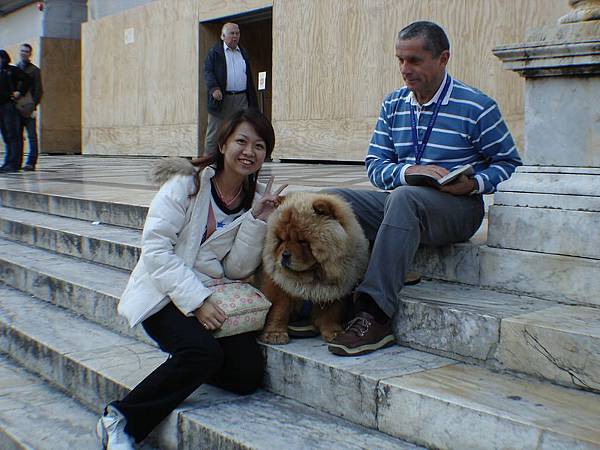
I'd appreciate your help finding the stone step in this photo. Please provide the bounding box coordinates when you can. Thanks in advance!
[179,391,420,450]
[0,236,142,342]
[377,363,600,449]
[1,236,598,392]
[0,286,418,450]
[488,205,600,259]
[0,187,485,285]
[397,279,600,392]
[0,205,141,270]
[3,285,598,449]
[0,203,483,282]
[0,355,99,450]
[411,219,486,285]
[0,187,148,229]
[480,245,600,307]
[264,336,600,448]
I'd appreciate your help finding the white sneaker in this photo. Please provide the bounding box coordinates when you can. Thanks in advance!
[96,405,136,450]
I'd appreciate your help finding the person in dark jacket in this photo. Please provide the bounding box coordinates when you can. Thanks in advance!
[0,49,30,173]
[203,22,258,155]
[17,43,43,171]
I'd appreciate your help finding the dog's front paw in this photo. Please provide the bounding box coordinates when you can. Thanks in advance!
[320,328,344,343]
[258,330,290,345]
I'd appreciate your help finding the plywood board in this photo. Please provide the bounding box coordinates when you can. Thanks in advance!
[82,0,272,156]
[40,37,82,153]
[82,0,200,156]
[272,0,567,161]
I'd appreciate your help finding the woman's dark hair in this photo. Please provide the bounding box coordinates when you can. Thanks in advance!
[190,108,275,210]
[0,50,11,65]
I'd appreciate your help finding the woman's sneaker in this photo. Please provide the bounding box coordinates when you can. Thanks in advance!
[96,404,135,450]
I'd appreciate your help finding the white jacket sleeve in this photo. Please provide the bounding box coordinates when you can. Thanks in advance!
[141,175,212,316]
[222,211,267,279]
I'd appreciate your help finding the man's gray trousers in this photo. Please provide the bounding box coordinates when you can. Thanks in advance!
[329,186,484,318]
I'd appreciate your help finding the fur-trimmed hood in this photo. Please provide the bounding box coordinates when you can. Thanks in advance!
[148,157,196,185]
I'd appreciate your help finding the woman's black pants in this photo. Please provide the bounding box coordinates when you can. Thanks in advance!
[111,302,264,442]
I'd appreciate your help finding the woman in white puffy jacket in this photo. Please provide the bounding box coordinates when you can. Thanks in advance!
[97,109,285,449]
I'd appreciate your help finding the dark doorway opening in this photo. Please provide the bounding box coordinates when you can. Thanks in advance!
[198,7,273,155]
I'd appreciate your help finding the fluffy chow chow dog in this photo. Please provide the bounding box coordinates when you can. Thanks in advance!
[258,191,369,344]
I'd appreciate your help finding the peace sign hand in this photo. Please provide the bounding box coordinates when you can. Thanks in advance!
[251,176,288,221]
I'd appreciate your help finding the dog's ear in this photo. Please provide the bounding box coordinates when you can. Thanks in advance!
[276,195,287,207]
[313,198,339,219]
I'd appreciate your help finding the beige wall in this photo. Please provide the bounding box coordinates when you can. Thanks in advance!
[82,0,567,159]
[272,0,567,161]
[40,38,82,153]
[5,37,81,154]
[82,0,271,156]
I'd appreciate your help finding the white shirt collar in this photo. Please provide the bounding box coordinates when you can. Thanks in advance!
[223,41,239,52]
[406,72,452,107]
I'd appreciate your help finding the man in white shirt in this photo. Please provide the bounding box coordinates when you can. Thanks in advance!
[204,23,258,155]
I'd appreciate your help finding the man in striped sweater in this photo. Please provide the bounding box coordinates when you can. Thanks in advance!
[328,21,522,357]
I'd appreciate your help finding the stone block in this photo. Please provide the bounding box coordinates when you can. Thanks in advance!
[524,77,600,166]
[378,364,600,450]
[487,206,600,259]
[480,246,600,306]
[0,206,141,270]
[0,356,99,450]
[411,240,481,285]
[396,280,552,361]
[0,189,147,229]
[263,337,454,428]
[180,391,417,450]
[496,305,600,392]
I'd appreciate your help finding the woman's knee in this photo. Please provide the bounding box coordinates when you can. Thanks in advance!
[230,362,265,395]
[173,340,225,374]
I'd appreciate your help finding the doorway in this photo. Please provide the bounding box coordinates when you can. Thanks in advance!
[198,7,273,155]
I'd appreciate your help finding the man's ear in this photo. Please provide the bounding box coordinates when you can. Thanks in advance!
[439,49,450,68]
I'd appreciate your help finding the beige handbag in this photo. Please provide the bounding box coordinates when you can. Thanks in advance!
[14,91,36,118]
[204,279,271,338]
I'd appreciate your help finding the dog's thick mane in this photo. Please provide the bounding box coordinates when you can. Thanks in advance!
[262,191,369,303]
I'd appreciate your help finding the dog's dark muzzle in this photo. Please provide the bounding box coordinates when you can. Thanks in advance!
[281,251,291,268]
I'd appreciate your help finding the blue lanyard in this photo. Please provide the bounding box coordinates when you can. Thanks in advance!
[409,76,451,165]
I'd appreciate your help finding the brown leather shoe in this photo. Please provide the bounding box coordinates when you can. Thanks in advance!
[327,312,395,356]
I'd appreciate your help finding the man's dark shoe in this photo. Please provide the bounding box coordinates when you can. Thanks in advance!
[0,165,19,173]
[405,271,421,286]
[327,311,395,356]
[287,317,319,338]
[22,164,35,171]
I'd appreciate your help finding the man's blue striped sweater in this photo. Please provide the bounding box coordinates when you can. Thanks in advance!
[366,75,522,194]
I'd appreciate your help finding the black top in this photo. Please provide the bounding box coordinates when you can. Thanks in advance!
[18,61,43,105]
[0,64,30,105]
[210,178,245,215]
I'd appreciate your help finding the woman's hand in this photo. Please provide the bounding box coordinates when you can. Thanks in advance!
[251,176,288,221]
[194,299,227,331]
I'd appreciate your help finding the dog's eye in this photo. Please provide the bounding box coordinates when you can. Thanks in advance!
[298,240,308,246]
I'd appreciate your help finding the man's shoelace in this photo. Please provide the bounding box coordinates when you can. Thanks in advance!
[344,316,371,336]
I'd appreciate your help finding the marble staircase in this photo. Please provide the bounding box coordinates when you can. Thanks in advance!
[0,184,599,449]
